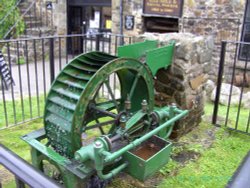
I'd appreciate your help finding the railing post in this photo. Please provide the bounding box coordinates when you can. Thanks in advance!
[15,177,25,188]
[49,38,55,84]
[0,144,60,188]
[212,41,227,125]
[95,34,101,51]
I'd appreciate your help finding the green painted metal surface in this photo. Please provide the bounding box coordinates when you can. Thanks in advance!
[22,40,188,187]
[118,40,157,59]
[44,51,154,158]
[146,41,175,76]
[118,40,175,76]
[74,107,188,181]
[22,129,93,180]
[123,136,172,181]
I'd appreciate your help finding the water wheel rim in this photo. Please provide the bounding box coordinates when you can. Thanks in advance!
[44,53,154,158]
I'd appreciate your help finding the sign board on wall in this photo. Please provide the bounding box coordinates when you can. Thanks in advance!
[143,0,184,18]
[125,15,134,30]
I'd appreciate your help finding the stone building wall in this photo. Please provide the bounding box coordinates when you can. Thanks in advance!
[112,0,144,36]
[52,1,67,35]
[36,0,67,35]
[111,0,247,82]
[181,0,246,82]
[137,33,213,137]
[112,0,246,38]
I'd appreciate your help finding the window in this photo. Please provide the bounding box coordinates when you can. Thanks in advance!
[240,0,250,60]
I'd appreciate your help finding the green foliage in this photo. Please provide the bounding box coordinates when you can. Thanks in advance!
[0,0,25,39]
[159,159,178,175]
[17,57,26,64]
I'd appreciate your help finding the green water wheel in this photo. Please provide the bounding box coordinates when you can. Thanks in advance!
[44,52,154,158]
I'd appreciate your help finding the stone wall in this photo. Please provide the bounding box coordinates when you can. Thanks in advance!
[183,0,245,21]
[112,0,246,38]
[112,0,144,36]
[181,0,246,82]
[111,0,247,82]
[52,1,67,35]
[36,0,67,35]
[137,33,213,137]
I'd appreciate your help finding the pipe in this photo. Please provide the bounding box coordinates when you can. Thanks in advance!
[0,144,60,188]
[103,108,188,163]
[164,105,176,138]
[94,140,128,180]
[97,163,128,180]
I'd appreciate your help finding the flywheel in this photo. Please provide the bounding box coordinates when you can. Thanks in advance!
[44,52,154,158]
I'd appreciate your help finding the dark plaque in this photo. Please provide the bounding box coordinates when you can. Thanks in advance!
[125,15,134,30]
[143,0,184,18]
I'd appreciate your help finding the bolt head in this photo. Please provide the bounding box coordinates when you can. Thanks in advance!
[171,103,177,107]
[94,141,103,148]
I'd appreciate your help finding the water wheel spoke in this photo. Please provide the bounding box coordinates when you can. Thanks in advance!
[95,100,120,111]
[104,80,119,111]
[90,105,106,134]
[93,85,103,102]
[95,119,105,134]
[92,106,117,118]
[129,72,141,100]
[85,119,116,131]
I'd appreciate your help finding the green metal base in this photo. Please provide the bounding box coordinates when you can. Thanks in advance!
[22,129,93,188]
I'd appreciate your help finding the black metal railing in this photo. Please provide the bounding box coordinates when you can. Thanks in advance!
[0,33,133,129]
[0,144,61,188]
[212,40,250,135]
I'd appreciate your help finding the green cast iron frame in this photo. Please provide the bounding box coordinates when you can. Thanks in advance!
[22,40,188,187]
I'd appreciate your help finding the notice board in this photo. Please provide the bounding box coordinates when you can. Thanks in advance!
[143,0,184,18]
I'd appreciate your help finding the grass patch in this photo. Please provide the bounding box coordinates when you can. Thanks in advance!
[0,102,249,188]
[0,119,43,161]
[109,103,250,188]
[0,119,43,186]
[159,125,250,188]
[205,102,249,132]
[158,103,250,188]
[0,95,45,129]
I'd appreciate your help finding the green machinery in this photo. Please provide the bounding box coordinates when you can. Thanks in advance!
[22,40,188,187]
